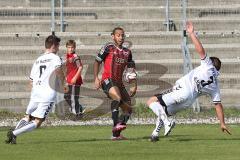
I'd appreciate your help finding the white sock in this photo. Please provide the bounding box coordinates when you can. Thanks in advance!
[15,117,29,130]
[13,121,37,136]
[149,102,160,116]
[152,117,164,136]
[149,102,170,126]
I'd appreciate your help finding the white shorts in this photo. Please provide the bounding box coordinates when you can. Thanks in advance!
[156,83,194,115]
[26,100,54,119]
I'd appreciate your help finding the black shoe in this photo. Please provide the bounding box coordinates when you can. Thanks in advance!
[5,130,17,144]
[112,129,121,138]
[74,113,83,120]
[150,135,159,142]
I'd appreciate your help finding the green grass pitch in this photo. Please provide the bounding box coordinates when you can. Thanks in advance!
[0,124,239,160]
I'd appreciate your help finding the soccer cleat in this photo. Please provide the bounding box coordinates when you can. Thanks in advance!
[112,123,126,133]
[111,134,128,141]
[151,118,164,137]
[150,135,159,142]
[164,121,175,136]
[75,113,84,119]
[118,134,128,140]
[80,106,86,114]
[5,130,17,144]
[11,136,17,144]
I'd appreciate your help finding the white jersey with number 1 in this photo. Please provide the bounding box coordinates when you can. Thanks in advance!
[29,52,62,102]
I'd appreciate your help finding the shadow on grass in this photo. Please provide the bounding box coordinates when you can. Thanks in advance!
[168,134,240,142]
[6,134,240,145]
[170,137,240,142]
[49,135,193,143]
[24,136,152,144]
[127,135,240,142]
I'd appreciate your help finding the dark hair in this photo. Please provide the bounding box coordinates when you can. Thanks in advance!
[45,35,61,49]
[66,39,76,48]
[210,57,221,71]
[111,27,124,35]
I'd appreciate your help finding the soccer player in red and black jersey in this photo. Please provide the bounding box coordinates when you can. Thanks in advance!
[94,27,137,140]
[64,40,84,118]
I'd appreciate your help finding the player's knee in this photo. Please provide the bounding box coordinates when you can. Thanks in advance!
[115,96,121,102]
[34,119,44,128]
[121,101,132,113]
[147,97,158,107]
[28,114,36,121]
[64,94,71,100]
[109,87,122,101]
[109,93,121,102]
[24,115,31,122]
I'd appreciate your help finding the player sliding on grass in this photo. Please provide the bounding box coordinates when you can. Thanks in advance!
[147,21,231,142]
[94,27,137,140]
[5,35,67,144]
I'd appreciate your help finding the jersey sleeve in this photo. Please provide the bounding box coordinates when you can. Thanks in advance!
[29,60,37,81]
[127,50,135,68]
[54,56,62,69]
[95,43,113,62]
[73,55,82,67]
[200,54,213,66]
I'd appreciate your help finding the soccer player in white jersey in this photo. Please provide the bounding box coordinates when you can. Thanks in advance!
[5,35,66,144]
[147,21,231,142]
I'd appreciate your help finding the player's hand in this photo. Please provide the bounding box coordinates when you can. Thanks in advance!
[28,80,33,91]
[221,124,231,135]
[94,78,101,90]
[71,78,77,84]
[186,21,194,34]
[64,85,69,93]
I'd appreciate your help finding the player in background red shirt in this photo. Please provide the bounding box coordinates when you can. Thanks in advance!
[64,40,84,118]
[94,27,137,140]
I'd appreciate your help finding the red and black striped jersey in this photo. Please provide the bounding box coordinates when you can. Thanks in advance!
[96,42,135,84]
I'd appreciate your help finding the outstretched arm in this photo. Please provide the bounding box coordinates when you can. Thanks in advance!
[186,21,206,59]
[215,103,231,135]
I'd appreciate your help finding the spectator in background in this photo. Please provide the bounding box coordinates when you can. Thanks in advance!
[64,40,84,118]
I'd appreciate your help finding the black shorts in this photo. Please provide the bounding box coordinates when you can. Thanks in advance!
[101,78,131,105]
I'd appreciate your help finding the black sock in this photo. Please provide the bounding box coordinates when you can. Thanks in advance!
[75,101,83,114]
[112,131,120,137]
[119,114,130,125]
[111,100,120,126]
